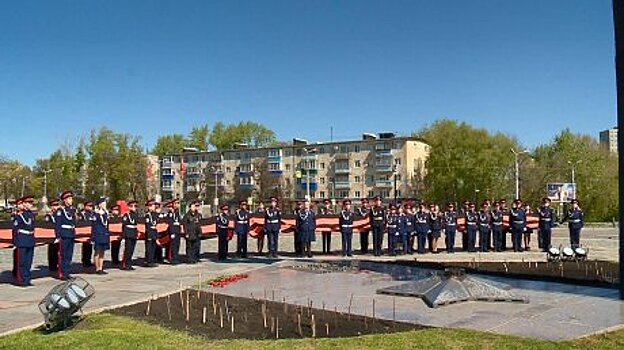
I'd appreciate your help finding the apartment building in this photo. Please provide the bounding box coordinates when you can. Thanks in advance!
[599,127,618,153]
[157,133,429,206]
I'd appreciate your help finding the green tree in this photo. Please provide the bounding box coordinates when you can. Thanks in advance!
[150,134,187,156]
[414,119,520,205]
[209,121,276,150]
[188,124,210,151]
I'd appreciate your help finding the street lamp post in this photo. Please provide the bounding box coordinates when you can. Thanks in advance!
[511,148,529,199]
[393,165,398,204]
[567,160,582,196]
[21,176,29,197]
[42,169,52,199]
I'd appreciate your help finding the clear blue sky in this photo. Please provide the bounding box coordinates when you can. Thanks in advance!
[0,0,616,165]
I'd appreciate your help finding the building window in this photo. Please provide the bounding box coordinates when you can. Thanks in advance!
[396,190,402,198]
[285,164,291,171]
[268,162,281,171]
[380,190,389,197]
[368,175,375,183]
[226,167,231,173]
[162,168,173,176]
[239,164,252,173]
[319,147,325,154]
[320,191,325,198]
[226,180,231,185]
[395,174,401,181]
[240,177,253,185]
[340,145,349,153]
[395,158,401,165]
[354,191,361,198]
[354,160,361,168]
[338,190,349,198]
[354,145,361,152]
[354,176,361,183]
[320,177,325,184]
[367,190,374,198]
[320,162,325,169]
[268,149,280,157]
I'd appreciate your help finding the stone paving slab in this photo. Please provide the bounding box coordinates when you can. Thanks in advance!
[215,260,624,340]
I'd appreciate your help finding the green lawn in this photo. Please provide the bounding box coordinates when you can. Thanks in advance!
[1,313,623,350]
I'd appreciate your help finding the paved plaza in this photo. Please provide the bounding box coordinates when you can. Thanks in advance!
[0,226,621,338]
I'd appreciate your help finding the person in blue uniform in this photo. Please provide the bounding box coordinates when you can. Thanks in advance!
[216,203,230,261]
[386,204,399,256]
[443,202,458,253]
[182,200,202,263]
[56,191,77,280]
[428,203,442,254]
[255,202,266,254]
[79,201,94,267]
[319,199,334,254]
[13,196,36,287]
[293,201,303,257]
[509,199,526,252]
[369,196,385,257]
[46,199,60,274]
[401,202,416,254]
[121,200,139,270]
[414,202,429,254]
[109,205,122,266]
[144,199,159,267]
[465,202,478,252]
[563,199,584,249]
[234,200,250,258]
[478,202,491,252]
[90,197,110,274]
[264,197,281,258]
[357,198,370,254]
[490,201,504,252]
[165,199,182,264]
[339,199,355,257]
[538,197,554,251]
[298,200,316,258]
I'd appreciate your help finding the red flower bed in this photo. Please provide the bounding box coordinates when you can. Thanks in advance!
[208,273,249,288]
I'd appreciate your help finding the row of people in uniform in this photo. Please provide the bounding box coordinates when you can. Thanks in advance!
[10,190,585,287]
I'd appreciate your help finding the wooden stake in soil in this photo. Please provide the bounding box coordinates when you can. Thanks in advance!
[272,290,275,301]
[186,290,190,322]
[231,316,235,333]
[202,307,207,324]
[212,293,217,315]
[146,296,152,316]
[219,307,224,328]
[372,298,376,323]
[270,317,275,332]
[283,297,287,314]
[179,290,184,312]
[166,295,172,321]
[262,303,267,328]
[297,313,302,336]
[197,273,201,298]
[325,323,329,336]
[311,314,316,338]
[276,317,279,339]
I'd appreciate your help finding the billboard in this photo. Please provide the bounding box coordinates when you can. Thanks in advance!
[547,183,576,203]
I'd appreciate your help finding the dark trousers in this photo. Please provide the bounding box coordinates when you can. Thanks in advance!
[322,232,332,253]
[47,242,59,272]
[539,227,552,250]
[14,246,34,286]
[155,244,164,263]
[122,238,137,268]
[111,240,121,264]
[479,227,490,252]
[493,226,504,251]
[569,227,581,248]
[371,226,384,256]
[417,231,427,254]
[267,229,279,256]
[186,239,200,262]
[466,226,477,252]
[145,239,157,265]
[502,228,509,250]
[218,230,229,260]
[12,249,17,277]
[341,231,353,256]
[294,230,302,256]
[359,231,369,253]
[401,234,409,254]
[511,227,523,252]
[462,231,468,251]
[388,232,397,255]
[168,235,181,263]
[58,238,74,279]
[236,233,248,257]
[445,227,456,253]
[81,242,93,266]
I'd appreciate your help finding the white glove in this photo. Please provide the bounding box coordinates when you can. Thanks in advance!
[54,238,60,244]
[170,234,175,239]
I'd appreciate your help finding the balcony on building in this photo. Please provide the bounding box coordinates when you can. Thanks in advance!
[375,161,393,173]
[161,158,173,169]
[161,184,173,191]
[239,183,256,190]
[334,181,351,189]
[185,170,202,178]
[374,180,393,188]
[299,182,318,191]
[375,144,392,157]
[267,149,282,162]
